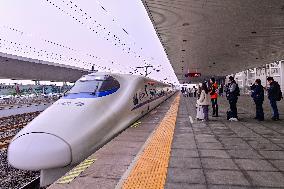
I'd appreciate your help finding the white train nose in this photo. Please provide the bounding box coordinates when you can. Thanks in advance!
[8,133,71,170]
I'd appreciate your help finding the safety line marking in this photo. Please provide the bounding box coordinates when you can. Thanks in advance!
[56,157,96,184]
[130,121,142,128]
[121,94,180,189]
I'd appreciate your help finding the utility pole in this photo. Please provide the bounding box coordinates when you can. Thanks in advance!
[135,65,153,77]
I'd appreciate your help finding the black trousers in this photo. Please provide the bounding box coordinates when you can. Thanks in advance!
[255,100,264,120]
[229,99,238,118]
[211,98,218,116]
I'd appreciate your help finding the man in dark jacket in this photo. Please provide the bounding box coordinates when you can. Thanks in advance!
[267,77,280,120]
[226,76,239,121]
[251,79,264,121]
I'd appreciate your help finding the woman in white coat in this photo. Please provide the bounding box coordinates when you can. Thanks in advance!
[197,82,211,121]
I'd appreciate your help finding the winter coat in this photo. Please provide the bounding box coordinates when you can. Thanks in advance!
[267,81,280,101]
[251,84,264,102]
[197,90,211,106]
[226,81,238,101]
[210,83,218,99]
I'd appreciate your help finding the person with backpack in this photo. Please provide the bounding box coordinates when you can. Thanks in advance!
[267,77,282,121]
[197,82,211,121]
[251,79,264,121]
[210,77,219,117]
[226,76,240,121]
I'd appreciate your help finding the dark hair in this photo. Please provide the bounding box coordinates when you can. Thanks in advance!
[255,79,261,85]
[267,77,274,81]
[210,77,215,83]
[229,76,234,81]
[201,82,209,94]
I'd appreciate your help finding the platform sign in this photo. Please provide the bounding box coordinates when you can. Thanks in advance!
[185,73,201,77]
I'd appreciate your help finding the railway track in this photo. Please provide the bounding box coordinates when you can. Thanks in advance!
[19,177,40,189]
[0,121,32,149]
[0,112,41,150]
[0,135,15,149]
[0,111,43,189]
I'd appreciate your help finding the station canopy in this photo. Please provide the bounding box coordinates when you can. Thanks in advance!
[142,0,284,82]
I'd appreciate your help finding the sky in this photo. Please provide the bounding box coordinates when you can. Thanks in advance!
[0,0,179,85]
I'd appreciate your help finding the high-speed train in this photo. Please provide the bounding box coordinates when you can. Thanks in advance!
[8,72,175,186]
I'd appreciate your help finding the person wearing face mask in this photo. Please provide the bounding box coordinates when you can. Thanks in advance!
[251,79,264,121]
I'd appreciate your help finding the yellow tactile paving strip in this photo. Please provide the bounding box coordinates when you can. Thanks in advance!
[122,94,180,189]
[56,157,96,184]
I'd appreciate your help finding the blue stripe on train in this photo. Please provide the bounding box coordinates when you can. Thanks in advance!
[63,87,119,99]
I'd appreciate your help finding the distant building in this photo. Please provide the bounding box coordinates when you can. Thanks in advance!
[227,60,284,93]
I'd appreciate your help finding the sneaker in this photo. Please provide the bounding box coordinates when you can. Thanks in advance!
[272,117,280,121]
[232,118,238,121]
[229,118,238,121]
[258,117,264,121]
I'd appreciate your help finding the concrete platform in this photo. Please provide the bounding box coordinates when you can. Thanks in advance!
[0,102,52,118]
[165,96,284,189]
[49,94,284,189]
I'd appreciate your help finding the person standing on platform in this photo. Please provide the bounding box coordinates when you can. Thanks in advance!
[193,86,197,97]
[267,77,282,121]
[226,76,240,121]
[219,84,224,97]
[197,82,211,121]
[251,79,264,121]
[184,88,188,97]
[187,88,191,97]
[210,78,219,117]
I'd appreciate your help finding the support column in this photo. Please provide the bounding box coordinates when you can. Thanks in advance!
[280,60,284,92]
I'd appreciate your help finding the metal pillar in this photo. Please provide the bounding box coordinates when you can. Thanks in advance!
[280,60,284,92]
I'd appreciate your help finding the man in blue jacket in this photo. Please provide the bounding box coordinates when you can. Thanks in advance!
[251,79,264,121]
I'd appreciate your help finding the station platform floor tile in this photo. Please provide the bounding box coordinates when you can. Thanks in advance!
[165,96,284,189]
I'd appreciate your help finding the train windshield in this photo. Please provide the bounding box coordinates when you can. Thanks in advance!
[68,75,120,94]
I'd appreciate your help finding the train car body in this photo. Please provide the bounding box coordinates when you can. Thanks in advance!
[8,72,175,186]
